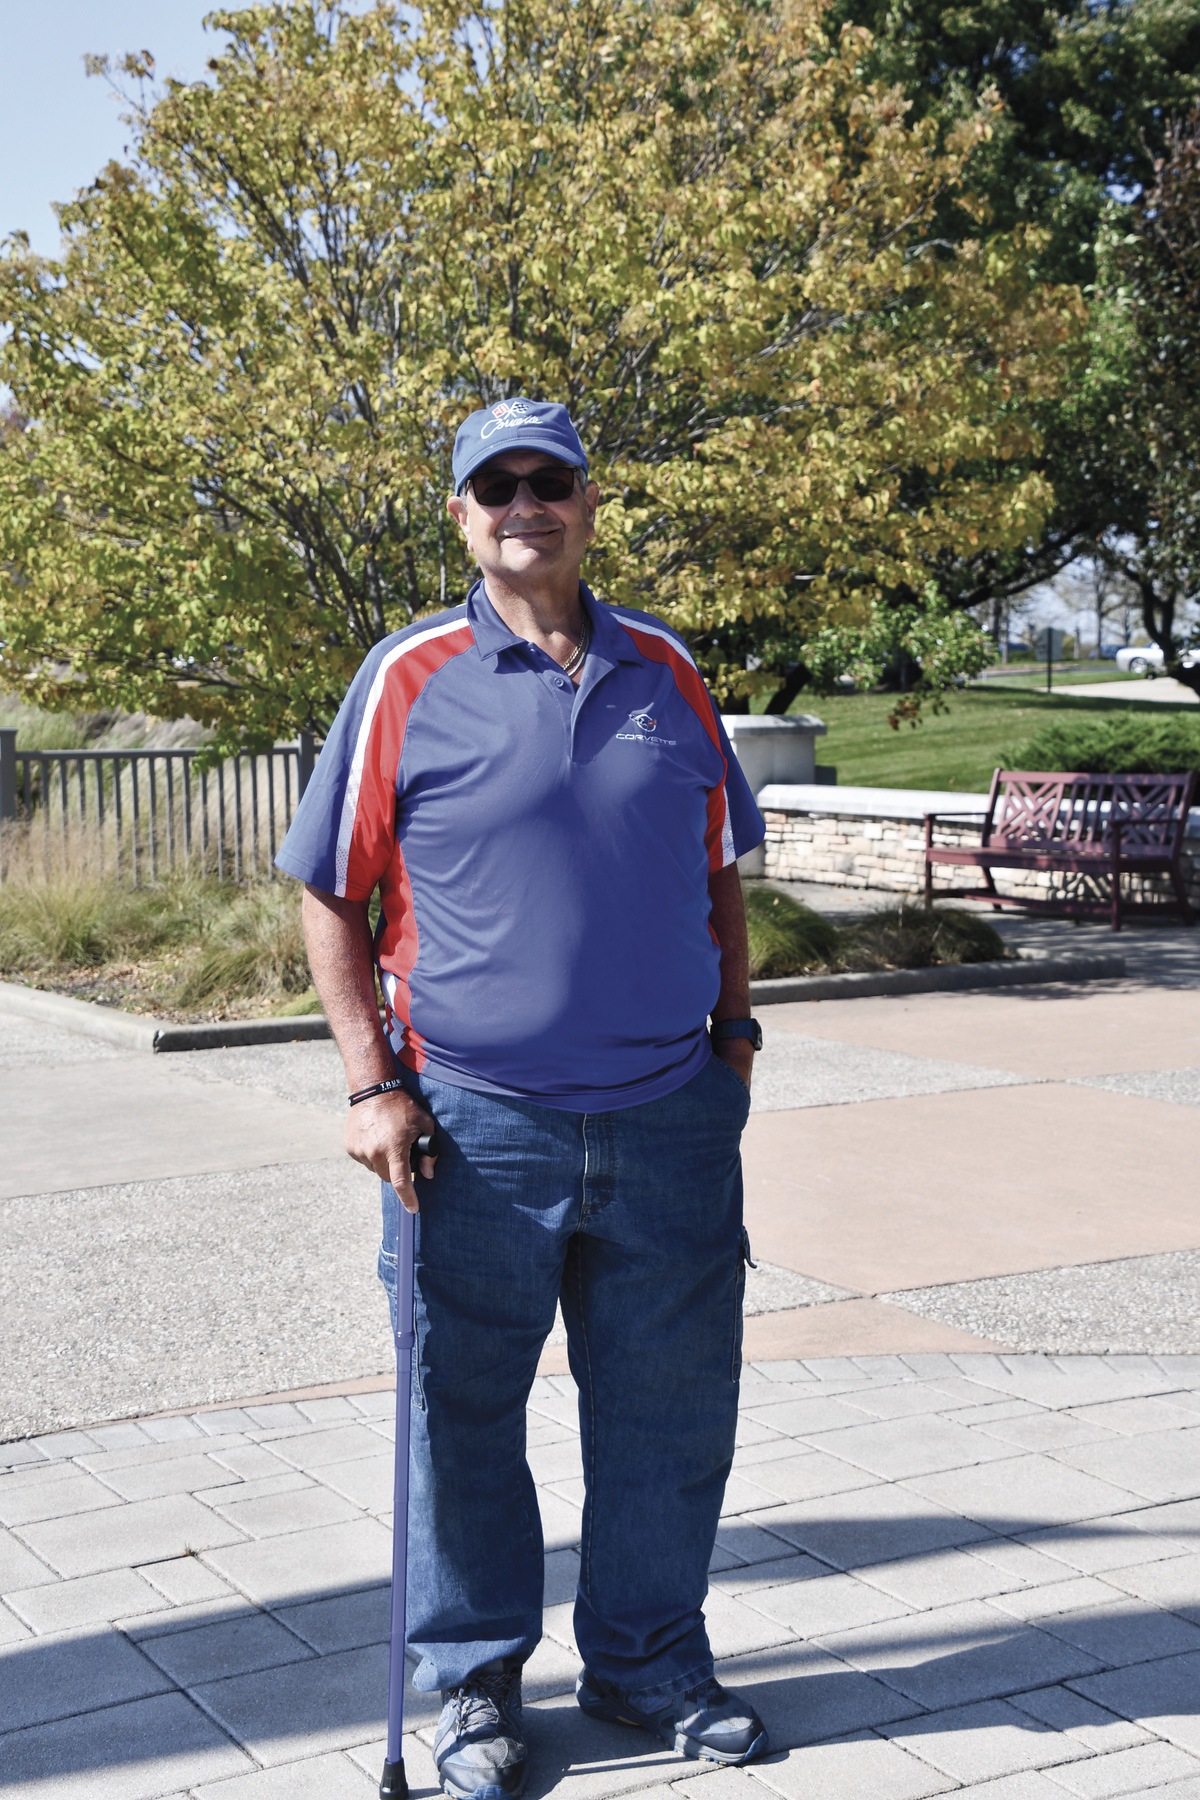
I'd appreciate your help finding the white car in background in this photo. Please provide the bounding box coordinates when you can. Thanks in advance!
[1114,642,1200,676]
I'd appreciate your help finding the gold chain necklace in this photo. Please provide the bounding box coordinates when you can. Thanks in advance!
[559,616,591,677]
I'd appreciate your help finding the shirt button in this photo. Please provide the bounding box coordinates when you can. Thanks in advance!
[555,677,568,689]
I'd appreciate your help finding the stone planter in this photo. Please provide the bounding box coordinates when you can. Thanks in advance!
[720,715,828,874]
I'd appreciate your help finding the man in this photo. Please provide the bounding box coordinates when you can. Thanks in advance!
[277,398,768,1800]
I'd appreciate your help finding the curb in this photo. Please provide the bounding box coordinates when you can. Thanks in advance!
[750,952,1127,1005]
[2,951,1128,1051]
[0,981,328,1052]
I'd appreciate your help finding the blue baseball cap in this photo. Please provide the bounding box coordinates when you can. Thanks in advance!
[452,398,588,492]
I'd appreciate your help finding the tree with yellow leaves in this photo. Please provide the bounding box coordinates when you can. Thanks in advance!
[0,0,1080,746]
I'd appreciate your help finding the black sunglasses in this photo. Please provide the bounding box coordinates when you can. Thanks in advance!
[468,465,580,508]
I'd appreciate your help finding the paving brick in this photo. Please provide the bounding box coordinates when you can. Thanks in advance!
[703,1585,800,1658]
[88,1422,153,1450]
[1066,1398,1200,1437]
[275,1583,390,1654]
[139,1554,240,1606]
[142,1416,205,1444]
[749,1730,953,1800]
[902,1458,1143,1530]
[747,1571,910,1638]
[741,1397,871,1437]
[711,1553,824,1596]
[974,1416,1118,1455]
[1018,1521,1188,1576]
[194,1748,380,1795]
[270,1424,402,1471]
[966,1540,1097,1590]
[882,1698,1089,1782]
[714,1643,919,1749]
[195,1640,390,1765]
[244,1403,309,1429]
[93,1454,246,1502]
[196,1472,316,1508]
[823,1384,971,1422]
[714,1520,805,1567]
[140,1611,314,1686]
[744,1486,991,1571]
[0,1598,30,1643]
[1116,1497,1200,1547]
[814,1601,1102,1709]
[0,1441,51,1470]
[812,1418,1012,1482]
[965,1362,1169,1410]
[209,1444,299,1480]
[196,1410,257,1435]
[209,1484,362,1539]
[538,1489,584,1553]
[7,1566,165,1633]
[19,1492,246,1578]
[1073,1651,1200,1755]
[529,1440,588,1484]
[0,1523,60,1590]
[122,1596,253,1639]
[1007,1685,1150,1752]
[516,1690,704,1798]
[1038,1597,1200,1666]
[316,1453,404,1514]
[349,1391,397,1419]
[0,1468,123,1527]
[0,1622,172,1732]
[203,1517,393,1606]
[1102,1551,1200,1618]
[946,1775,1081,1799]
[1053,1428,1200,1503]
[857,1549,1030,1610]
[674,1767,760,1800]
[545,1547,581,1608]
[0,1690,252,1797]
[946,1404,1044,1429]
[1043,1740,1200,1796]
[31,1429,101,1459]
[734,1417,789,1451]
[79,1436,248,1474]
[987,1580,1121,1622]
[722,1470,812,1513]
[295,1397,361,1425]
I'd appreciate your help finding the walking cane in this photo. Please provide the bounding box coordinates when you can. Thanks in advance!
[380,1132,434,1800]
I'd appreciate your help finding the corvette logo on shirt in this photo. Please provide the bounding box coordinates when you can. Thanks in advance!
[617,710,676,745]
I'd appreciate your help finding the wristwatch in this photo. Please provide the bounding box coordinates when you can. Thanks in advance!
[711,1017,763,1052]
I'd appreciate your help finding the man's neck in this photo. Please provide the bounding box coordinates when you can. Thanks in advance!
[481,570,585,642]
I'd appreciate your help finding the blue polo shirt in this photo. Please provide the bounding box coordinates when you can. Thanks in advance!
[277,581,763,1110]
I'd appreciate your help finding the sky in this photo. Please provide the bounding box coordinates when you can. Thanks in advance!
[0,2,227,257]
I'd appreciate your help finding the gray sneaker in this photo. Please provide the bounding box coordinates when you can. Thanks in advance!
[576,1669,768,1763]
[434,1664,528,1800]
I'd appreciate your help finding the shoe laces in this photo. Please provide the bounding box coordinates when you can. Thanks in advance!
[452,1667,522,1737]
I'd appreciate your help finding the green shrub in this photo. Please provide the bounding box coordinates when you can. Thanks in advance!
[745,885,840,977]
[0,855,213,971]
[836,904,1006,971]
[1005,714,1200,777]
[174,883,310,1006]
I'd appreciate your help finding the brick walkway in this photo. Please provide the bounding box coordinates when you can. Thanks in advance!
[2,1354,1200,1798]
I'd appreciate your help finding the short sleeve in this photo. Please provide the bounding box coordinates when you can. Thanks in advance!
[712,709,765,866]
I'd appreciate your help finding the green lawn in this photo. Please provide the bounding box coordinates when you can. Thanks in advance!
[974,665,1143,691]
[798,685,1199,792]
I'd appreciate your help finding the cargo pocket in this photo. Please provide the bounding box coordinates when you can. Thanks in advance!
[732,1229,755,1381]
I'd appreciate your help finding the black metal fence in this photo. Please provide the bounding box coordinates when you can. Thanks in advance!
[0,729,318,883]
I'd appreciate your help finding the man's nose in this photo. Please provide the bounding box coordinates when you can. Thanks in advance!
[507,480,546,515]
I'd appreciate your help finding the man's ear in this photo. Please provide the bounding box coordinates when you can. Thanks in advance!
[446,493,468,532]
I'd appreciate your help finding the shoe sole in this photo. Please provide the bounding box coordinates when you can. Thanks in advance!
[438,1776,528,1800]
[577,1692,769,1766]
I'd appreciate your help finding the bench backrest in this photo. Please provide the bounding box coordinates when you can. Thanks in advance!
[986,770,1197,854]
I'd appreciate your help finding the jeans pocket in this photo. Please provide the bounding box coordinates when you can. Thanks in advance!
[710,1050,752,1103]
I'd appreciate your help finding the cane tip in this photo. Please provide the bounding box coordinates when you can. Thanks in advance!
[380,1757,408,1799]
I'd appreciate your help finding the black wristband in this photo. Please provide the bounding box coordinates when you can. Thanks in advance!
[348,1077,407,1107]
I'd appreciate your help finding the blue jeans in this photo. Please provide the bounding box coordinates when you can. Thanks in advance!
[378,1052,751,1698]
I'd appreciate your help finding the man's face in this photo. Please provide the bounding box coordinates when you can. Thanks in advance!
[447,449,599,586]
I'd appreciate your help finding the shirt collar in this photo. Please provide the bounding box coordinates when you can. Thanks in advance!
[467,578,642,667]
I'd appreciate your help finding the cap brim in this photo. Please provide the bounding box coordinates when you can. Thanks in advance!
[456,432,588,491]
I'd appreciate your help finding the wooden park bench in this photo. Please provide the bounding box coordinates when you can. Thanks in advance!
[923,770,1198,931]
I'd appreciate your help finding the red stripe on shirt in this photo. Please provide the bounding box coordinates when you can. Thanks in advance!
[342,626,473,901]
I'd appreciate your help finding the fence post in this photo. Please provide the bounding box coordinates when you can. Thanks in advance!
[0,729,16,821]
[297,729,316,796]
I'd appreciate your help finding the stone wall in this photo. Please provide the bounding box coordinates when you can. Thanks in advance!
[761,804,1200,911]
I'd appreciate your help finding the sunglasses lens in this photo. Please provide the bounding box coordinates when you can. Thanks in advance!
[471,467,576,506]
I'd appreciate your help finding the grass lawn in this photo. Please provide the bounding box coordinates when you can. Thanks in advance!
[974,665,1144,690]
[799,684,1200,792]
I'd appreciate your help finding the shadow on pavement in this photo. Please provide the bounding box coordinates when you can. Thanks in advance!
[1,1511,1198,1788]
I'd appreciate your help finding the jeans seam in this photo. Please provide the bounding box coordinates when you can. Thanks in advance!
[576,1115,599,1602]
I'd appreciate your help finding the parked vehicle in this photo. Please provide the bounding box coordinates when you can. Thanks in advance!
[1114,642,1200,676]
